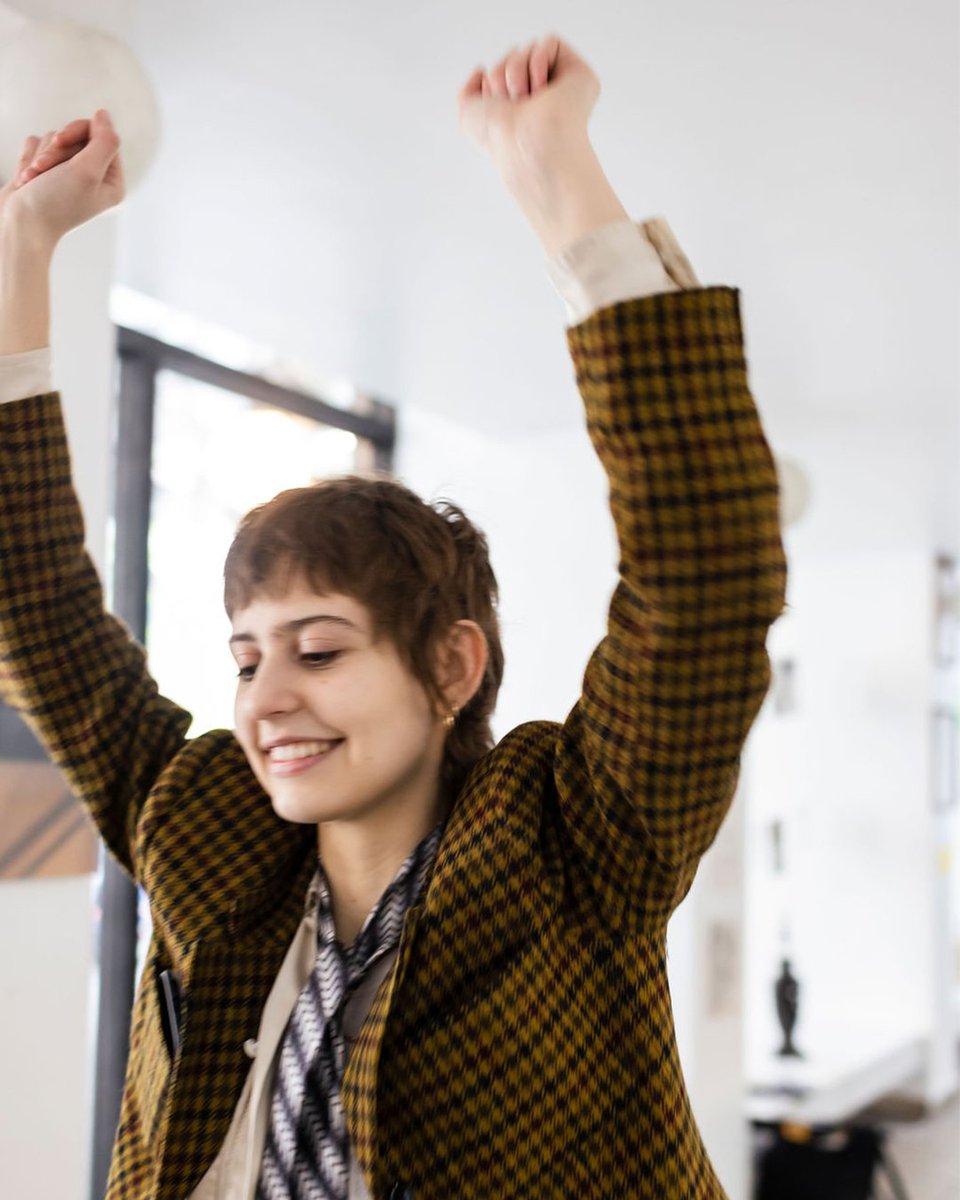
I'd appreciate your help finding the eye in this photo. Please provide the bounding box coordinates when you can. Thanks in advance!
[236,663,257,681]
[301,651,340,667]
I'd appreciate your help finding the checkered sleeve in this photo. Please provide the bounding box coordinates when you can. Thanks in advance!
[0,392,193,879]
[555,287,787,932]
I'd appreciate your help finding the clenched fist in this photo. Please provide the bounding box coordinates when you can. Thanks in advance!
[458,36,601,186]
[0,110,125,248]
[458,35,627,258]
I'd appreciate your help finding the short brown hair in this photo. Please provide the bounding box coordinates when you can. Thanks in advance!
[223,476,504,801]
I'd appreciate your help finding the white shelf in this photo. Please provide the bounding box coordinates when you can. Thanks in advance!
[746,1028,926,1125]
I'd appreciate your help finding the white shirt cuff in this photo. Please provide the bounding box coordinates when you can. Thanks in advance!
[0,346,53,403]
[545,216,701,327]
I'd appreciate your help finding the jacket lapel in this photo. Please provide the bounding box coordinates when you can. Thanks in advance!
[155,850,316,1199]
[342,904,423,1200]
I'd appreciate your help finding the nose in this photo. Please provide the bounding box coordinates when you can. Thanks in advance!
[235,655,302,723]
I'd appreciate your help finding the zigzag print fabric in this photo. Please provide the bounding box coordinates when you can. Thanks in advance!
[257,824,442,1199]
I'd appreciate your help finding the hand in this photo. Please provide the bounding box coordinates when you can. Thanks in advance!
[457,36,626,258]
[0,110,125,249]
[458,36,601,187]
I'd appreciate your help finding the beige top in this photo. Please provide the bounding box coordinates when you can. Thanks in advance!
[190,871,398,1199]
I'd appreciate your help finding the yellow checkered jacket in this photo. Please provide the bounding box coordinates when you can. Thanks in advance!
[0,287,786,1198]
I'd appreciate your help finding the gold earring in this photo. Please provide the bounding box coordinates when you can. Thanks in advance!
[443,706,459,731]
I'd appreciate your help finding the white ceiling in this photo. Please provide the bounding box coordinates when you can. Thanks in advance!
[13,0,960,446]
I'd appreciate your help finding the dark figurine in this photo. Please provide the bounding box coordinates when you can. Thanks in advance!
[775,957,803,1057]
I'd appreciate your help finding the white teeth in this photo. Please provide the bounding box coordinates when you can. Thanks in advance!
[267,740,336,762]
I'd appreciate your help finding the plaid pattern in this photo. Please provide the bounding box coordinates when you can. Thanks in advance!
[258,825,442,1199]
[0,288,786,1199]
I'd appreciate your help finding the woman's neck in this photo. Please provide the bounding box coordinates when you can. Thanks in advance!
[317,791,446,947]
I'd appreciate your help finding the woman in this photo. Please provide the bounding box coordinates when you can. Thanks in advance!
[0,33,786,1200]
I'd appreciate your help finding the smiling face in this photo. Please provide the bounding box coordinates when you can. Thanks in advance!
[230,579,448,830]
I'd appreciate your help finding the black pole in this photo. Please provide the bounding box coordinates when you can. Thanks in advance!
[88,350,155,1200]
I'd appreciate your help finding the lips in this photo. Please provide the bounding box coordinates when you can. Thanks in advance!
[266,739,338,762]
[262,738,344,777]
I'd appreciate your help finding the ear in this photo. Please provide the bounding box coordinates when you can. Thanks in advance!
[435,620,489,714]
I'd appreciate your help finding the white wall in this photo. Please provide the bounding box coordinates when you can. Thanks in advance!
[112,0,959,442]
[0,874,99,1198]
[746,549,931,1042]
[396,403,614,738]
[0,5,131,1197]
[744,409,958,1101]
[0,188,122,1200]
[669,788,751,1194]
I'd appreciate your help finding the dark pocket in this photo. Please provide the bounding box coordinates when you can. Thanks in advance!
[154,962,183,1059]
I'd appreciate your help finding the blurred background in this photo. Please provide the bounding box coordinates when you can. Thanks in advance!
[0,0,956,1196]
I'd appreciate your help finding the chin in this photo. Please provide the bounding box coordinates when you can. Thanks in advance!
[267,790,326,825]
[267,787,361,826]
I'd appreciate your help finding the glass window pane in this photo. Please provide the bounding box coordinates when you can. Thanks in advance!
[146,370,360,736]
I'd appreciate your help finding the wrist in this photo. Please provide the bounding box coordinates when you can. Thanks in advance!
[0,216,54,356]
[0,211,57,266]
[502,137,629,259]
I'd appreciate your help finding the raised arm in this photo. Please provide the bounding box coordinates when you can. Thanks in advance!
[461,37,787,933]
[0,113,193,877]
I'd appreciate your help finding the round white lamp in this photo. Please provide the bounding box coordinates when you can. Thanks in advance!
[0,16,161,192]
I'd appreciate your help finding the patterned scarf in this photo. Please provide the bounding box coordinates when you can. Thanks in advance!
[256,823,442,1199]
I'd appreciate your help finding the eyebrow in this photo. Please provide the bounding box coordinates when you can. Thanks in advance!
[228,614,363,646]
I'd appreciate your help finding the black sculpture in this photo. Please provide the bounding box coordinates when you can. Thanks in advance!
[775,957,802,1058]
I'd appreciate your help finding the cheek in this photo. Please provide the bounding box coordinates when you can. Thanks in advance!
[233,697,252,746]
[385,685,439,755]
[348,668,436,746]
[232,700,262,773]
[378,664,434,721]
[235,729,263,782]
